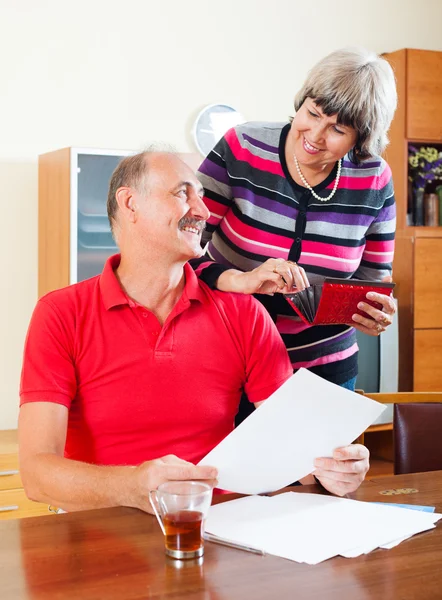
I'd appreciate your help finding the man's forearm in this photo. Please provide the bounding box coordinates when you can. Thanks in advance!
[21,453,136,512]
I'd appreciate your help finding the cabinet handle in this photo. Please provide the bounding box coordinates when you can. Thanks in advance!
[0,470,19,477]
[0,505,19,512]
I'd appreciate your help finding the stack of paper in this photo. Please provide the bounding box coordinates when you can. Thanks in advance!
[206,492,441,564]
[199,369,386,494]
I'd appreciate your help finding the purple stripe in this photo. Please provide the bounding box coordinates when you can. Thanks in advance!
[376,203,396,222]
[343,159,381,169]
[199,161,230,186]
[207,243,236,269]
[242,133,279,154]
[232,185,298,218]
[233,184,376,227]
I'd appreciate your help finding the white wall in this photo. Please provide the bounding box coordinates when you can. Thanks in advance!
[1,0,442,429]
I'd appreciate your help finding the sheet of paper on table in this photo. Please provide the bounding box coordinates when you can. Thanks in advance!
[205,492,442,564]
[199,368,386,494]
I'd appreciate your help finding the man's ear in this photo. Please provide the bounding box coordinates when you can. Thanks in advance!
[115,187,138,223]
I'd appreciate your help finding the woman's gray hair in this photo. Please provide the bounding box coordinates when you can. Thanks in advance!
[294,47,397,162]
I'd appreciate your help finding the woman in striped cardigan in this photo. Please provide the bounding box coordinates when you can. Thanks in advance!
[192,47,398,401]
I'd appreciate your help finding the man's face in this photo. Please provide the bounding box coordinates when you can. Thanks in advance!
[133,154,210,262]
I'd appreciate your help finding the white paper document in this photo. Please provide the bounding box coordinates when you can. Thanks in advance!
[199,369,386,494]
[205,492,442,564]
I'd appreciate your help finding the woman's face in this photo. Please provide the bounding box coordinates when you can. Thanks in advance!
[290,98,358,170]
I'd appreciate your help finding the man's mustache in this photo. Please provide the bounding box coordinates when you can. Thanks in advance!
[178,216,206,232]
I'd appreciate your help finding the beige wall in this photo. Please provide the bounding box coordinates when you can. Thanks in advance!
[1,0,442,429]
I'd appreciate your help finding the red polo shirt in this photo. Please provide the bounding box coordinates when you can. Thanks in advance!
[20,255,292,466]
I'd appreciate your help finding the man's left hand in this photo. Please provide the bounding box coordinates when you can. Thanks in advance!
[313,444,370,496]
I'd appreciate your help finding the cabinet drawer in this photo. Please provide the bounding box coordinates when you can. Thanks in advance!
[414,329,442,391]
[414,238,442,329]
[0,488,52,520]
[0,454,22,491]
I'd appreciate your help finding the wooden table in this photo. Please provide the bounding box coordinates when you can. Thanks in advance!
[1,471,441,600]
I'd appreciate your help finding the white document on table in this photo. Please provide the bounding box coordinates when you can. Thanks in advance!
[205,492,442,564]
[199,368,386,494]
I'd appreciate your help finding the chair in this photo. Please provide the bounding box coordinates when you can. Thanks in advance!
[393,403,442,474]
[358,392,442,476]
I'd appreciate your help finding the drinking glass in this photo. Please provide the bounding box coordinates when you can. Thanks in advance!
[149,481,213,559]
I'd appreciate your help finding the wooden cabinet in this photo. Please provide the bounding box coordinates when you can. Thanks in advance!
[0,489,52,520]
[407,50,442,141]
[39,148,201,297]
[414,330,442,391]
[0,451,21,491]
[413,240,442,388]
[384,49,442,391]
[0,430,52,520]
[414,238,442,329]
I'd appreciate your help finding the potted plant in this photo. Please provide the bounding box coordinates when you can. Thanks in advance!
[408,145,442,226]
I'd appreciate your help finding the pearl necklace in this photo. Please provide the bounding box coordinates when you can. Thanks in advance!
[293,155,342,202]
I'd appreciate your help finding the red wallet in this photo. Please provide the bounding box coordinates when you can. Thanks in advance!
[284,278,395,326]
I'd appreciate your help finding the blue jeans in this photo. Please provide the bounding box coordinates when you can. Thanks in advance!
[339,376,357,391]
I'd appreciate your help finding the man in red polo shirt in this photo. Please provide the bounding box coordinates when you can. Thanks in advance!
[19,151,369,514]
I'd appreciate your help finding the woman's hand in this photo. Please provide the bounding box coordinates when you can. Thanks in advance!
[217,258,310,295]
[351,276,396,336]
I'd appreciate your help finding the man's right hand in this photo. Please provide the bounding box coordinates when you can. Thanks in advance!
[129,455,218,513]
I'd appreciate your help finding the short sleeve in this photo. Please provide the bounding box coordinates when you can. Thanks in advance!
[20,298,77,407]
[239,297,293,404]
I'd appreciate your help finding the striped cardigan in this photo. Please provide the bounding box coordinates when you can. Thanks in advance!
[193,122,396,384]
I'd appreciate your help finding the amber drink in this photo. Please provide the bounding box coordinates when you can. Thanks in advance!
[164,510,204,553]
[150,481,213,559]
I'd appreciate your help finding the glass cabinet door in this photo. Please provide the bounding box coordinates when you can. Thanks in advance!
[76,153,124,282]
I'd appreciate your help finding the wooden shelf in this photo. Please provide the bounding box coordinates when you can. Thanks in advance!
[409,138,442,144]
[410,226,442,238]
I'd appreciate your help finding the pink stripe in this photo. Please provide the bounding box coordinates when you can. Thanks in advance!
[226,129,285,177]
[207,215,224,229]
[339,166,391,191]
[302,240,364,260]
[204,197,230,222]
[193,260,213,276]
[365,239,395,253]
[363,252,395,265]
[220,222,287,259]
[363,240,395,264]
[222,212,292,251]
[292,343,358,369]
[300,254,357,273]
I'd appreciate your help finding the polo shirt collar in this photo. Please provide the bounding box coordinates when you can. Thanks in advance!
[99,254,206,310]
[100,254,129,310]
[181,262,207,304]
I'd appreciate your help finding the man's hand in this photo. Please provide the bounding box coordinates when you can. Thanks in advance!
[128,455,218,513]
[313,444,369,496]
